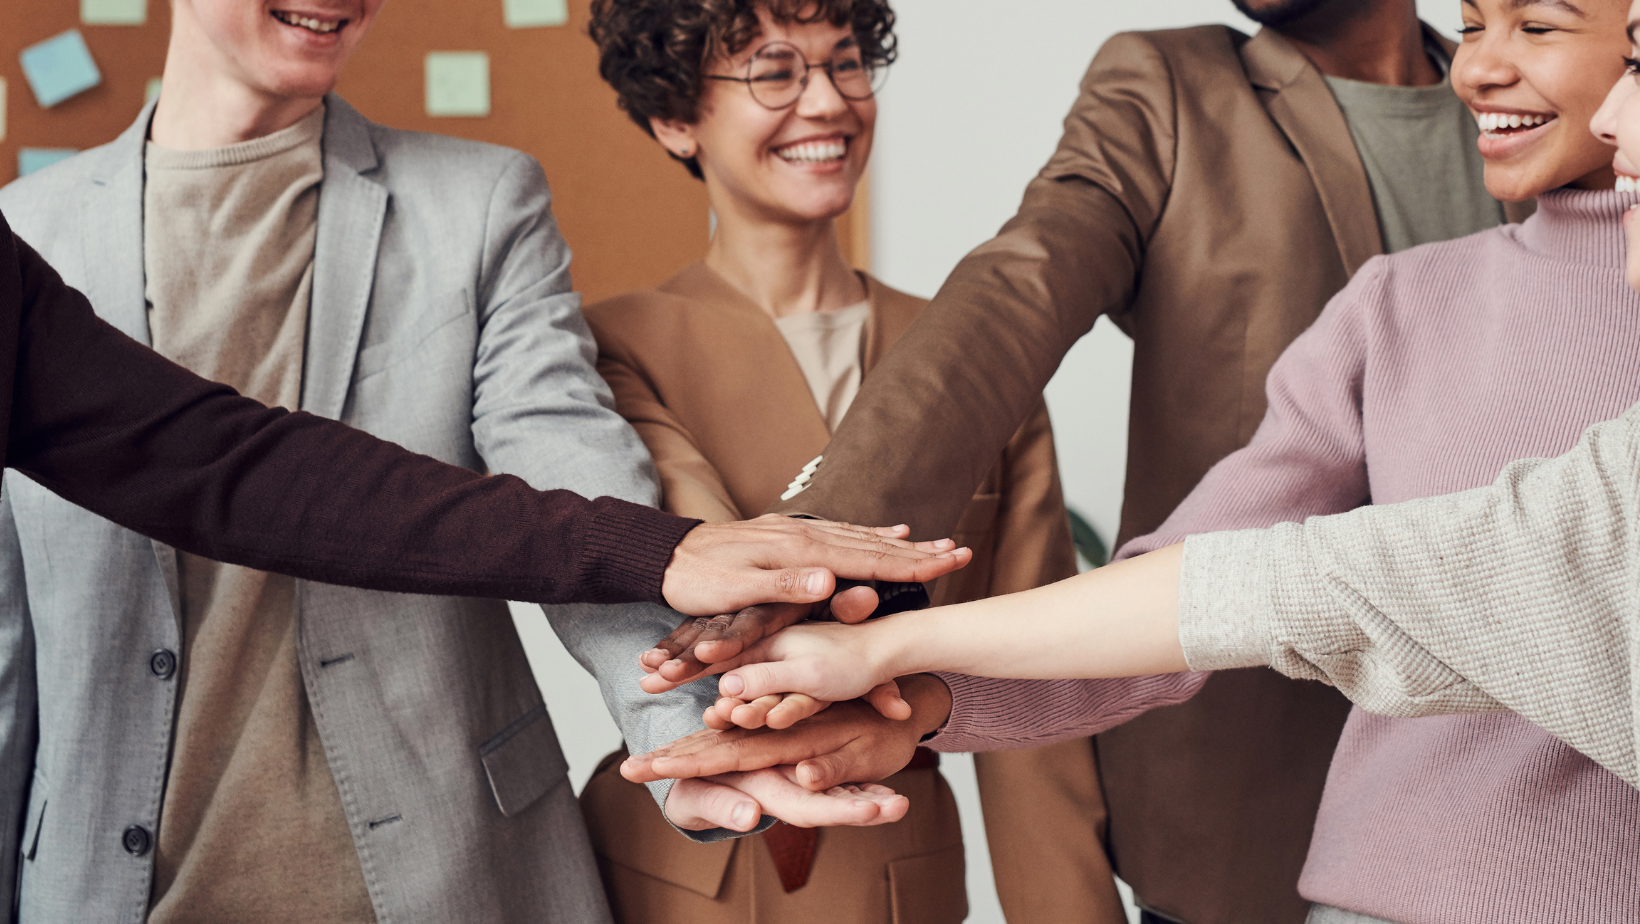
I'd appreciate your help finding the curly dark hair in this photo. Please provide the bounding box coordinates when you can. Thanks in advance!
[588,0,897,179]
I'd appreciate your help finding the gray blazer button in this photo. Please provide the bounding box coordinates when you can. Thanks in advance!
[121,825,151,856]
[149,649,177,680]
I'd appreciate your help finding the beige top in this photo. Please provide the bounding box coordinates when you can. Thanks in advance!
[1179,397,1640,789]
[142,105,375,923]
[771,301,870,432]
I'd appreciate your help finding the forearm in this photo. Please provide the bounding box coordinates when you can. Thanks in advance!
[1179,409,1640,784]
[877,545,1189,681]
[9,231,697,603]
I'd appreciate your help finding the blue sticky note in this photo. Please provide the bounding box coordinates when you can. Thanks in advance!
[20,31,103,108]
[425,52,490,117]
[503,0,567,28]
[82,0,147,26]
[19,148,79,177]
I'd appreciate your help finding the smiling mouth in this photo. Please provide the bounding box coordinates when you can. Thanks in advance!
[1475,111,1554,136]
[271,10,347,34]
[1618,174,1640,193]
[775,138,848,165]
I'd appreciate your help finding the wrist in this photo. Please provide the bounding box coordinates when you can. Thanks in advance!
[865,613,920,683]
[898,672,953,739]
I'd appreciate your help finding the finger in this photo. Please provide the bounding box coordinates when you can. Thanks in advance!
[703,697,744,731]
[691,602,811,665]
[865,681,912,721]
[664,777,764,832]
[724,769,885,828]
[726,694,785,730]
[828,585,881,624]
[765,693,830,730]
[720,660,819,702]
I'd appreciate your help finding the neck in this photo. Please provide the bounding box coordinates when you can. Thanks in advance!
[149,19,325,149]
[1272,0,1440,87]
[703,197,866,319]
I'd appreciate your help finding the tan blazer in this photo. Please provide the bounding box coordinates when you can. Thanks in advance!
[581,262,1109,923]
[769,25,1530,924]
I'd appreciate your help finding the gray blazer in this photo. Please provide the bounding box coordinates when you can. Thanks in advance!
[0,97,715,923]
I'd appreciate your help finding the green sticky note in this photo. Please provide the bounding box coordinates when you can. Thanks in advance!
[19,148,79,177]
[425,52,490,118]
[503,0,567,28]
[20,30,103,108]
[145,76,162,104]
[82,0,147,25]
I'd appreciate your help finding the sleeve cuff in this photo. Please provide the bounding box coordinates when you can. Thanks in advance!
[579,498,701,604]
[1177,530,1280,671]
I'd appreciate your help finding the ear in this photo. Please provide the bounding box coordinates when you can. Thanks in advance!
[650,117,700,159]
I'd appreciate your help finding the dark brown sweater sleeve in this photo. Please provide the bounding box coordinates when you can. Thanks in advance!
[0,213,698,604]
[768,33,1176,538]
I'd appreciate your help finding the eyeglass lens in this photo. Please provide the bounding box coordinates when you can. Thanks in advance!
[746,41,881,109]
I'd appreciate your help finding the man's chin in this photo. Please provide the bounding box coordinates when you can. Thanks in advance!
[1230,0,1334,26]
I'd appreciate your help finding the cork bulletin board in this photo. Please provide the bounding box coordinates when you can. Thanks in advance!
[0,0,870,302]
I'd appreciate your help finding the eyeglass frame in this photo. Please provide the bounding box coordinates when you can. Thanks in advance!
[702,38,887,111]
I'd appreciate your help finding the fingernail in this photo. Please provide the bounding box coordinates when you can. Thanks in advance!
[721,675,745,696]
[732,803,756,829]
[804,571,827,596]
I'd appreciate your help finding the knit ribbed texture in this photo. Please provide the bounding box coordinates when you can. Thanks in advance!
[579,497,701,603]
[1122,189,1640,923]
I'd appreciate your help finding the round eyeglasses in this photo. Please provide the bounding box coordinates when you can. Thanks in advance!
[704,40,888,111]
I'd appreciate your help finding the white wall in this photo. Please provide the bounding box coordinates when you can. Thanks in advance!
[516,3,1470,923]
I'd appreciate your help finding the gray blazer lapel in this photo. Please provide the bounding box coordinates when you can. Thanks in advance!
[80,101,155,344]
[303,96,388,419]
[78,101,186,620]
[1243,28,1383,278]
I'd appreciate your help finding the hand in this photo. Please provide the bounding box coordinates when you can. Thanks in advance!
[659,515,969,617]
[642,618,903,713]
[702,681,907,730]
[663,765,908,831]
[639,585,881,686]
[630,677,954,792]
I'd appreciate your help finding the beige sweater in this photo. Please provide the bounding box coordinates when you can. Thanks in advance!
[1180,398,1640,789]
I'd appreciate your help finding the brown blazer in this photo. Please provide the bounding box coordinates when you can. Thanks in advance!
[768,25,1529,924]
[581,262,1096,923]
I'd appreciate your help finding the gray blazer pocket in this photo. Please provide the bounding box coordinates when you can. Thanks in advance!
[479,703,569,817]
[355,288,472,381]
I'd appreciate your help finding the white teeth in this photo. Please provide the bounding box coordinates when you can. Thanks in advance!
[1618,176,1639,193]
[273,11,342,33]
[1477,112,1550,133]
[776,140,848,164]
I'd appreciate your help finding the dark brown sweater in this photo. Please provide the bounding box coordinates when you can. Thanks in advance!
[0,210,697,604]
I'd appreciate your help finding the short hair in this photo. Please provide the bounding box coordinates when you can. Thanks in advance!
[588,0,897,179]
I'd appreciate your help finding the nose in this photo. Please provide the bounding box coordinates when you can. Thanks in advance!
[795,64,851,118]
[1592,77,1629,146]
[1451,27,1520,99]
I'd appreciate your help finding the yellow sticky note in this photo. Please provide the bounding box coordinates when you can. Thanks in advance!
[82,0,147,26]
[145,77,162,104]
[503,0,567,28]
[0,78,7,144]
[425,52,490,118]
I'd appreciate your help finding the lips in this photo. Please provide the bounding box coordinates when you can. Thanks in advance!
[271,9,347,35]
[1472,109,1558,162]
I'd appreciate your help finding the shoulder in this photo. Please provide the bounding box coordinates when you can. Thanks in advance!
[1088,25,1249,82]
[0,138,122,248]
[584,288,694,354]
[363,122,546,213]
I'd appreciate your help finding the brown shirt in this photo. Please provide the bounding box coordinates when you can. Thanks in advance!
[142,106,375,924]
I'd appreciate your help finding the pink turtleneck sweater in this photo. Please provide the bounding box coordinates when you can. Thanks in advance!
[927,190,1640,922]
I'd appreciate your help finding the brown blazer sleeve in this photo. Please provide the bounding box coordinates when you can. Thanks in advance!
[985,400,1080,595]
[0,213,696,604]
[771,32,1176,537]
[594,339,742,524]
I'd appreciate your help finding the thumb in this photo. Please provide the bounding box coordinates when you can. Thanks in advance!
[719,661,807,701]
[865,681,912,722]
[795,752,854,792]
